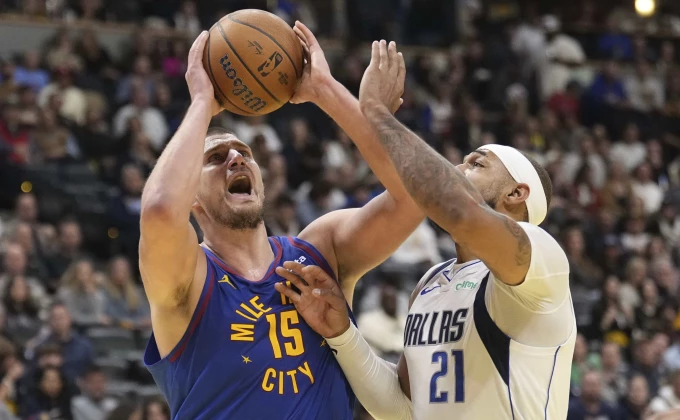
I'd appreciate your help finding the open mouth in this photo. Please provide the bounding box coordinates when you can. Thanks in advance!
[227,175,253,196]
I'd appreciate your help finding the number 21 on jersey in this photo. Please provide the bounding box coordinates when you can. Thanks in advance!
[430,350,465,403]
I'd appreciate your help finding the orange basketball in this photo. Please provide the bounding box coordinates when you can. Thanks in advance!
[203,9,304,116]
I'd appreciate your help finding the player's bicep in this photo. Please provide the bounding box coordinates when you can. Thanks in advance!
[447,204,532,286]
[139,218,202,307]
[397,354,411,400]
[301,192,422,283]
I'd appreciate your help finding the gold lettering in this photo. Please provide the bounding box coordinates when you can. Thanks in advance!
[235,310,257,322]
[250,296,272,314]
[280,281,292,305]
[286,370,299,394]
[281,311,304,356]
[298,361,314,384]
[262,368,276,392]
[236,296,272,322]
[278,370,284,395]
[266,314,283,358]
[230,324,255,342]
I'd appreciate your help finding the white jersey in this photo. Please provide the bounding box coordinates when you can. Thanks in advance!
[403,222,576,420]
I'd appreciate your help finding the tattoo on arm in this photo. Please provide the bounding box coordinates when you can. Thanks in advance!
[372,110,481,217]
[372,109,532,268]
[502,215,531,266]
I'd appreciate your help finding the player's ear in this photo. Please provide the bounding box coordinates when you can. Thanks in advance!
[507,183,530,206]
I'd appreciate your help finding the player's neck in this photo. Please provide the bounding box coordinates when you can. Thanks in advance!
[203,223,275,281]
[454,244,478,265]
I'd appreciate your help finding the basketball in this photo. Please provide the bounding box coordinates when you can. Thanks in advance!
[202,9,304,116]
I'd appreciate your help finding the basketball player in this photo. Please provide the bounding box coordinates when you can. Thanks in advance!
[140,31,423,419]
[275,38,577,419]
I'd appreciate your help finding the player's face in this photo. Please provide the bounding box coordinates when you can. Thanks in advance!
[195,135,265,230]
[457,149,511,210]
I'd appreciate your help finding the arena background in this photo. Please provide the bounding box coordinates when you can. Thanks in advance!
[0,0,680,419]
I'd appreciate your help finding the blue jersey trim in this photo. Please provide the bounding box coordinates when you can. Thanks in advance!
[144,251,216,368]
[544,346,561,419]
[473,273,514,419]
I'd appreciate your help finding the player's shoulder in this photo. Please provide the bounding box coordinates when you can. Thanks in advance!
[517,222,569,278]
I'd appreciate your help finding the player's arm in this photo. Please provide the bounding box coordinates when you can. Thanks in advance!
[360,40,531,286]
[292,22,423,288]
[275,262,414,420]
[139,32,219,342]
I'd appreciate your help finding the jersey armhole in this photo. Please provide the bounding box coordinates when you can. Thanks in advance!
[144,249,217,370]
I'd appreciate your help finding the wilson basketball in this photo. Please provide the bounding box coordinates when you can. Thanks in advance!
[203,9,304,116]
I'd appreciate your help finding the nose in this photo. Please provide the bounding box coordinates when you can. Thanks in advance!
[227,149,245,169]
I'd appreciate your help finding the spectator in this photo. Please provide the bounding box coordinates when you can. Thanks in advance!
[283,118,323,189]
[71,365,118,420]
[0,100,30,165]
[37,66,87,126]
[591,275,633,346]
[630,339,664,397]
[233,116,283,154]
[625,60,665,114]
[600,342,629,404]
[58,259,109,328]
[0,243,47,307]
[539,15,585,99]
[266,194,300,237]
[46,219,86,288]
[3,276,42,342]
[635,280,664,335]
[571,333,598,391]
[588,60,628,107]
[598,18,633,61]
[567,370,619,419]
[631,162,664,216]
[617,374,650,419]
[113,86,168,152]
[29,303,94,379]
[20,366,73,420]
[610,124,646,174]
[648,370,680,415]
[104,256,149,330]
[0,337,23,416]
[108,164,144,264]
[357,278,405,362]
[115,55,155,106]
[173,1,201,38]
[13,51,49,93]
[141,396,169,420]
[295,180,336,229]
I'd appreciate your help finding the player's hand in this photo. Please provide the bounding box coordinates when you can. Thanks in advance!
[359,40,405,115]
[186,31,222,116]
[289,21,333,106]
[275,262,350,339]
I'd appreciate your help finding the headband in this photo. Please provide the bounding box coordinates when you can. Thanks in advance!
[480,144,547,225]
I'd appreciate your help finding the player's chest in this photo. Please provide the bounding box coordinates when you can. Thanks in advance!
[404,265,487,349]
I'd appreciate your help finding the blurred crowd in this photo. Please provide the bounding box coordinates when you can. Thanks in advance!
[0,0,679,419]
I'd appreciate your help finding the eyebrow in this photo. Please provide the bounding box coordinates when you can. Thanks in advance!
[204,141,251,156]
[472,149,488,157]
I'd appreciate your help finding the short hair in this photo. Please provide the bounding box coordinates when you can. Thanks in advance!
[36,342,62,358]
[519,151,553,211]
[206,126,235,139]
[83,364,103,378]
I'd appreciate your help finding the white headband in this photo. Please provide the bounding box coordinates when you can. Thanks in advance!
[480,144,547,226]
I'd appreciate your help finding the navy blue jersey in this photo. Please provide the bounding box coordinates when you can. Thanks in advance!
[144,236,356,420]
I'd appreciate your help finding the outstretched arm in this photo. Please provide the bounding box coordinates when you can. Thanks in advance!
[359,41,532,286]
[292,22,423,290]
[274,262,413,420]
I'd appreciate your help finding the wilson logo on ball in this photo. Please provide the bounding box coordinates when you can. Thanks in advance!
[258,51,283,77]
[219,53,268,112]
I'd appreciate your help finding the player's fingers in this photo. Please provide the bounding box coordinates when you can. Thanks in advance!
[397,52,406,93]
[388,41,398,75]
[369,41,379,69]
[295,21,320,50]
[299,39,311,62]
[300,265,334,286]
[188,31,208,66]
[293,26,309,48]
[312,287,346,311]
[275,282,301,303]
[281,261,315,287]
[378,40,388,71]
[275,266,309,289]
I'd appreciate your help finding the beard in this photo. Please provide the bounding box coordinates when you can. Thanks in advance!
[210,203,265,230]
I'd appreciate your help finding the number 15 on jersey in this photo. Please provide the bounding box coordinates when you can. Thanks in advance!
[430,350,465,403]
